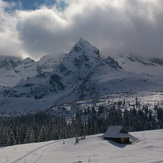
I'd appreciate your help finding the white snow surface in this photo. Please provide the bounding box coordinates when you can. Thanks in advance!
[1,129,163,163]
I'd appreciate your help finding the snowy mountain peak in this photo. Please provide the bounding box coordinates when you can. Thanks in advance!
[49,38,102,93]
[75,37,93,50]
[55,38,102,73]
[69,38,101,61]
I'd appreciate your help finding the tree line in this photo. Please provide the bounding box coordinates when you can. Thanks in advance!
[0,103,163,146]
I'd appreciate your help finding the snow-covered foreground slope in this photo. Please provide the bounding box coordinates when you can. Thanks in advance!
[1,129,163,163]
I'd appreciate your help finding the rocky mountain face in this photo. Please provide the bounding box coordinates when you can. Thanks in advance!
[0,38,163,114]
[49,38,101,92]
[0,55,61,88]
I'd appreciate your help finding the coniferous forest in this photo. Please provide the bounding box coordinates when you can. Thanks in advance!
[0,101,163,147]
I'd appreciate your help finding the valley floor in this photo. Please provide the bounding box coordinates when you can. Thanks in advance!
[0,129,163,163]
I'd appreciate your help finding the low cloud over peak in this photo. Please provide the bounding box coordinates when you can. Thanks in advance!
[0,0,163,60]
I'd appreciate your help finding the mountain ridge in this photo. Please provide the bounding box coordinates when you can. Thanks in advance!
[0,38,163,114]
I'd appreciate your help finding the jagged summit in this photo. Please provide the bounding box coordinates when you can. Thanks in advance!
[78,37,90,45]
[69,38,101,61]
[49,38,103,92]
[52,38,103,75]
[73,37,94,50]
[76,37,97,51]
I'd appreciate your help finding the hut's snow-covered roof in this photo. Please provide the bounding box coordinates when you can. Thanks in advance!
[103,126,130,138]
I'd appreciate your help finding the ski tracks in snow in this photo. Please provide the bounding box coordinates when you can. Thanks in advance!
[11,140,59,163]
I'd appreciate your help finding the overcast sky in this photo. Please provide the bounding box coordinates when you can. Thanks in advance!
[0,0,163,60]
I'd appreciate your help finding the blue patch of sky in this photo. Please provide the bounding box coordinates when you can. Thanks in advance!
[56,1,68,11]
[3,0,68,11]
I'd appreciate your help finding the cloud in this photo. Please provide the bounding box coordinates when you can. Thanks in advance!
[0,0,28,58]
[0,0,163,60]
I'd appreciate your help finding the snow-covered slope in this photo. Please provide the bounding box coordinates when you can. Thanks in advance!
[1,129,163,163]
[116,55,163,75]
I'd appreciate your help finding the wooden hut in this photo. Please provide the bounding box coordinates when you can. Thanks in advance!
[103,126,130,144]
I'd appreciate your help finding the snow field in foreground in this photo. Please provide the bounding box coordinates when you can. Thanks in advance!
[0,129,163,163]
